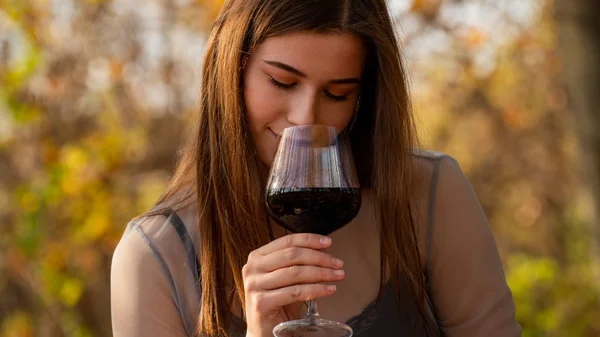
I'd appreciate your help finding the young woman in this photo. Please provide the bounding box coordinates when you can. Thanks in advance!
[110,0,521,336]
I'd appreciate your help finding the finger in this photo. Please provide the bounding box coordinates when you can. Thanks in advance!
[257,266,345,290]
[260,247,344,272]
[252,284,337,312]
[254,233,331,256]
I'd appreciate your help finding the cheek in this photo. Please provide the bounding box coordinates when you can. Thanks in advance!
[244,77,283,166]
[317,105,356,134]
[244,78,282,130]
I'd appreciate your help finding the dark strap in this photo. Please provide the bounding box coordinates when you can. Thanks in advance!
[425,156,442,284]
[166,212,201,282]
[424,156,444,334]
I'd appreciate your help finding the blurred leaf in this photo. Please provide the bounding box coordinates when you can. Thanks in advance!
[1,35,41,93]
[465,28,488,47]
[1,312,33,337]
[72,189,111,244]
[1,0,597,336]
[410,0,441,19]
[59,277,84,308]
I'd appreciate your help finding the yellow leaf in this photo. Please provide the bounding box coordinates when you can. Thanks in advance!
[136,173,169,213]
[60,278,84,307]
[59,145,90,196]
[60,146,88,173]
[61,174,85,197]
[19,190,40,212]
[1,312,33,337]
[74,200,111,244]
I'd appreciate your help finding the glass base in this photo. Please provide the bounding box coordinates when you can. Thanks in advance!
[273,317,353,337]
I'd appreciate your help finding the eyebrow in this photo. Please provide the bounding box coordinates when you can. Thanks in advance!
[263,60,361,85]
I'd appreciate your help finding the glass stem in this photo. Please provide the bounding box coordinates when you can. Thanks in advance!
[306,300,319,317]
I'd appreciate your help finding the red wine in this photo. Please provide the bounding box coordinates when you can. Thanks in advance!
[266,187,362,236]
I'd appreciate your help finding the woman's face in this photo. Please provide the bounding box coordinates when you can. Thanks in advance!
[243,31,366,166]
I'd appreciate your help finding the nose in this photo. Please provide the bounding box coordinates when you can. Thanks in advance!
[286,92,318,125]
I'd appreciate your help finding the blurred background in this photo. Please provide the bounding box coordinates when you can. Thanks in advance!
[0,0,599,336]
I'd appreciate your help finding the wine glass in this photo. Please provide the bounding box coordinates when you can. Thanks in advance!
[266,125,361,337]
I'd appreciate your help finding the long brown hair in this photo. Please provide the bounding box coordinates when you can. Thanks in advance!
[151,0,428,335]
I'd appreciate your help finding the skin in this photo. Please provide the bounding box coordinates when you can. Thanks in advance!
[241,32,381,337]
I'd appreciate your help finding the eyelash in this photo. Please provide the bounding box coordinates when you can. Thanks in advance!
[268,77,349,103]
[325,91,349,102]
[269,77,295,89]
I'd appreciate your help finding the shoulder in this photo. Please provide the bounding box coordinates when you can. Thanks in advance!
[410,149,463,200]
[111,214,186,290]
[112,215,172,269]
[410,150,481,223]
[408,149,466,267]
[409,149,495,262]
[409,148,463,209]
[410,153,521,336]
[411,148,458,173]
[115,202,200,260]
[115,215,180,260]
[113,202,200,278]
[111,208,201,335]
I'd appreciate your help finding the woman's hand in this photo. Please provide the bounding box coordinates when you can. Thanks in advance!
[243,233,345,337]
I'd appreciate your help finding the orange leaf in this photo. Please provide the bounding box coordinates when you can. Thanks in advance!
[466,27,487,47]
[410,0,442,19]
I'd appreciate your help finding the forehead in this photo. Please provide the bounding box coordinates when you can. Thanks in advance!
[254,31,366,77]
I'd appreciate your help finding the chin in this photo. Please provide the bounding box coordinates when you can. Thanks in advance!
[259,153,274,168]
[256,145,275,169]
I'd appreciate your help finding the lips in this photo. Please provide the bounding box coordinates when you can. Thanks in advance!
[268,128,279,139]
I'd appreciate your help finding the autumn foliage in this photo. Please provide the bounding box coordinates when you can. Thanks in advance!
[0,1,598,336]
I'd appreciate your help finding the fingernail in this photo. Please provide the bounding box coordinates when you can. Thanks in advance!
[334,269,345,277]
[327,285,337,292]
[320,237,331,246]
[333,258,344,267]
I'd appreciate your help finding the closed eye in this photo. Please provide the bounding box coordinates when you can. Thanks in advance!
[269,77,296,89]
[325,91,349,102]
[269,76,349,102]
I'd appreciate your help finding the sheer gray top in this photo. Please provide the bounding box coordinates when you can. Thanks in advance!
[110,151,522,336]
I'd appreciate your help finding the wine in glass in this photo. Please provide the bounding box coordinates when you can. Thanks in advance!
[266,124,362,337]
